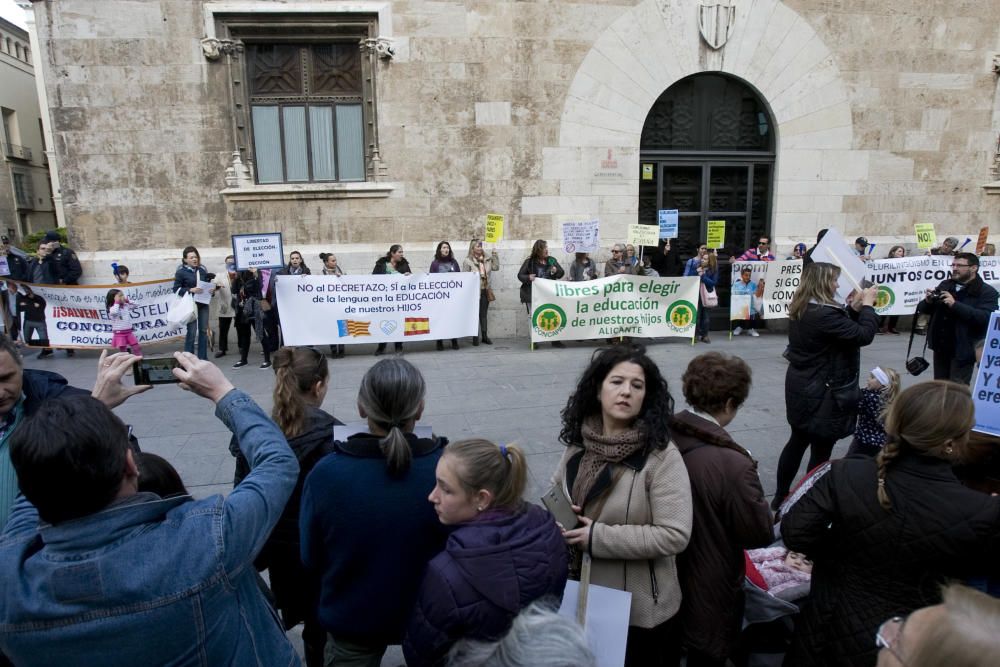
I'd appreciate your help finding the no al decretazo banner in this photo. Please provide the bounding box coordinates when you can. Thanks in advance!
[274,273,480,346]
[5,279,184,349]
[529,275,700,343]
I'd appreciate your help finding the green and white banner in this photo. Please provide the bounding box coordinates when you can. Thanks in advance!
[529,275,700,343]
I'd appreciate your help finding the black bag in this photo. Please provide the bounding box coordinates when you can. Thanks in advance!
[812,377,860,440]
[905,309,930,376]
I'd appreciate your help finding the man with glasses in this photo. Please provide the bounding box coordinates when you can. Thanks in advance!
[917,252,998,384]
[737,236,775,262]
[603,244,637,276]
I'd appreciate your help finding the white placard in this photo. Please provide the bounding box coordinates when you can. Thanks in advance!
[809,228,869,302]
[562,220,601,254]
[192,280,213,305]
[972,311,1000,436]
[232,233,284,271]
[275,273,480,345]
[558,581,631,667]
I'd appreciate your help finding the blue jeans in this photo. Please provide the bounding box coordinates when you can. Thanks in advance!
[185,303,209,359]
[696,304,711,338]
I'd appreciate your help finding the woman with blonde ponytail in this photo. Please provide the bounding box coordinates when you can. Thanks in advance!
[780,381,1000,667]
[404,439,568,666]
[229,345,340,667]
[300,358,448,666]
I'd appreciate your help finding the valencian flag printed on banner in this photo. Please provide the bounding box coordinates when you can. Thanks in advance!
[529,274,700,343]
[404,317,430,336]
[2,279,184,349]
[337,320,371,337]
[275,273,479,346]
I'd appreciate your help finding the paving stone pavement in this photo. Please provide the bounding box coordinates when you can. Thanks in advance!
[22,327,923,665]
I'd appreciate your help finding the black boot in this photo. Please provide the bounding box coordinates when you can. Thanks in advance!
[481,334,492,345]
[436,340,444,351]
[472,336,480,346]
[451,339,459,350]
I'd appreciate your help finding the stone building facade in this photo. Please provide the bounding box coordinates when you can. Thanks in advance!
[26,0,1000,336]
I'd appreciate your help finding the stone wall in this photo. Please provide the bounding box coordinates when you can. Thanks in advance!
[31,0,1000,336]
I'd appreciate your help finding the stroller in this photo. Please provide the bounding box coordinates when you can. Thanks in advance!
[734,462,832,667]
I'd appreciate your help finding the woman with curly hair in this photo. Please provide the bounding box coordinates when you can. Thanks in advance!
[551,344,692,667]
[781,381,1000,667]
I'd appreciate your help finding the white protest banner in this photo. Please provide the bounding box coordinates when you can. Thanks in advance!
[562,220,601,254]
[658,210,679,239]
[558,580,631,667]
[760,260,803,319]
[232,233,284,270]
[981,256,1000,294]
[274,273,479,346]
[729,261,768,320]
[5,279,185,349]
[626,223,659,248]
[864,255,953,316]
[972,311,1000,436]
[529,274,699,343]
[809,227,868,302]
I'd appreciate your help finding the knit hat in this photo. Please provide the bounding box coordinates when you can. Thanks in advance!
[43,230,61,243]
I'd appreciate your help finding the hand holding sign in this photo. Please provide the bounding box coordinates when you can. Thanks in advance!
[485,214,504,244]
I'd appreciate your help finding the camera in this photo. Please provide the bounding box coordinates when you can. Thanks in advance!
[928,289,947,303]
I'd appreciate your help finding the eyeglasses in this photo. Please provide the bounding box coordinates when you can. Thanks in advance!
[612,249,622,253]
[952,263,971,268]
[875,616,907,665]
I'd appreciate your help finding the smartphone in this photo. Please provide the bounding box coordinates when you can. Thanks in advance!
[132,357,180,385]
[541,483,581,529]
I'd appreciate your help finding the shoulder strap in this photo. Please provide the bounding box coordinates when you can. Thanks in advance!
[906,305,929,358]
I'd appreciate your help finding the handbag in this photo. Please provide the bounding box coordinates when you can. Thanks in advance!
[905,318,930,376]
[486,288,496,303]
[812,376,861,440]
[166,292,196,326]
[699,282,718,308]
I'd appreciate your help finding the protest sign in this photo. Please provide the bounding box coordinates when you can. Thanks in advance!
[529,274,699,343]
[706,220,725,249]
[4,279,184,349]
[976,227,989,255]
[627,223,659,248]
[232,233,284,270]
[485,214,504,243]
[641,163,654,181]
[914,223,936,249]
[972,311,1000,436]
[981,256,1000,294]
[0,257,8,277]
[864,255,953,316]
[192,281,213,305]
[658,210,679,239]
[274,273,479,346]
[562,220,600,254]
[558,581,631,667]
[729,261,768,321]
[809,227,867,302]
[760,260,803,319]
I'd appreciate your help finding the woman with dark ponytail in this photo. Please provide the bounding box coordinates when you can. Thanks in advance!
[404,439,568,666]
[781,381,1000,667]
[300,358,448,665]
[229,346,340,667]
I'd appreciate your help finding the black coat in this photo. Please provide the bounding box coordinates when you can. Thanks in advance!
[172,264,209,297]
[25,257,59,285]
[231,407,342,627]
[5,253,27,282]
[671,411,773,660]
[50,244,82,284]
[372,257,411,275]
[516,257,564,304]
[917,275,999,365]
[785,303,878,438]
[781,454,1000,666]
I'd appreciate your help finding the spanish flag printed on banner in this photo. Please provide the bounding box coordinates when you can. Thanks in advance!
[404,317,431,336]
[337,320,371,337]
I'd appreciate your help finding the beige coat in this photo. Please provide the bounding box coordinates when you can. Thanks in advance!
[210,274,235,320]
[462,252,499,289]
[552,442,693,628]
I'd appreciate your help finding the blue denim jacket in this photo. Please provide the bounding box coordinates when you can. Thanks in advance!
[0,390,301,667]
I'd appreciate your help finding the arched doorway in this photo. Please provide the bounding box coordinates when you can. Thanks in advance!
[639,73,775,258]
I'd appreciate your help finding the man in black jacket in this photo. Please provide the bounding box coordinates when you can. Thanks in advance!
[42,230,82,286]
[918,252,999,384]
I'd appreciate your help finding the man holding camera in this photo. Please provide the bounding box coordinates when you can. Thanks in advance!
[0,351,301,666]
[918,252,998,384]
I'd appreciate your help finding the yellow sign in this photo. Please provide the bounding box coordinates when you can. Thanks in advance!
[641,163,654,181]
[485,214,504,243]
[707,220,726,249]
[914,223,936,249]
[627,223,659,247]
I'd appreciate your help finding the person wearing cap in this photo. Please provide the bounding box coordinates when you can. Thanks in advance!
[930,236,960,256]
[737,236,775,262]
[853,237,872,261]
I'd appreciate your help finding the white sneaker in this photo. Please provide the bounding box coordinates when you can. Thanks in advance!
[732,327,743,336]
[749,329,760,337]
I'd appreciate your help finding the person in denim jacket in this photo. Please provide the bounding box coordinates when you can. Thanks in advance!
[0,352,301,667]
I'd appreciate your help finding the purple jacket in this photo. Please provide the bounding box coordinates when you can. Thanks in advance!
[403,503,568,667]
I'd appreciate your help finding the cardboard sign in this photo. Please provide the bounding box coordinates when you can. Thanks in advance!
[641,163,654,181]
[626,224,659,247]
[658,210,679,239]
[809,227,868,302]
[485,214,504,243]
[976,226,989,255]
[562,220,600,254]
[232,233,284,271]
[914,223,936,249]
[558,581,631,667]
[972,311,1000,436]
[706,220,726,249]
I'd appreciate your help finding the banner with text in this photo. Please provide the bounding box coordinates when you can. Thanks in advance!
[972,311,1000,436]
[274,273,480,346]
[4,279,184,349]
[729,261,769,320]
[530,275,700,343]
